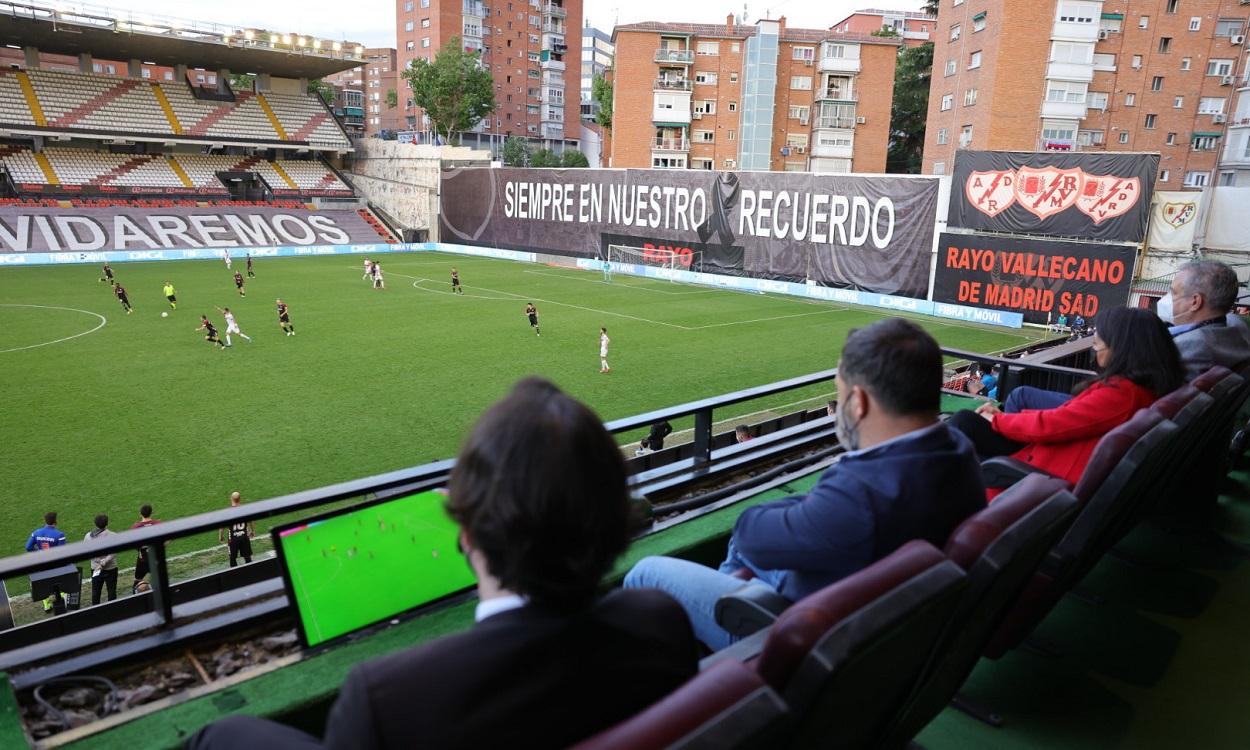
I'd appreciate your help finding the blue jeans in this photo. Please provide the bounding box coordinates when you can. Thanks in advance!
[623,538,787,651]
[1004,385,1072,414]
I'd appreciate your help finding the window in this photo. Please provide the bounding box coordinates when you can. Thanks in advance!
[727,101,737,112]
[422,37,431,47]
[1160,169,1170,182]
[163,71,173,81]
[1184,171,1208,187]
[1158,37,1171,53]
[823,43,849,59]
[1166,132,1177,145]
[1046,80,1087,103]
[1193,134,1220,151]
[1181,57,1191,71]
[1119,131,1129,143]
[785,133,808,149]
[696,41,719,55]
[950,24,961,41]
[972,12,987,31]
[404,1,413,9]
[959,125,974,147]
[1174,96,1184,108]
[1198,97,1226,114]
[693,100,716,115]
[1152,76,1163,91]
[1207,59,1234,76]
[1139,16,1149,29]
[694,129,714,143]
[692,158,714,170]
[936,127,949,144]
[1166,0,1178,12]
[727,130,735,141]
[790,76,812,90]
[406,41,415,50]
[1058,3,1095,23]
[1051,42,1094,64]
[694,71,718,85]
[1100,17,1123,33]
[945,60,956,76]
[969,51,982,68]
[1144,113,1157,129]
[141,69,151,79]
[1089,92,1108,109]
[1093,53,1117,70]
[1125,92,1136,106]
[1189,17,1201,31]
[1220,172,1237,187]
[729,72,739,83]
[788,105,810,120]
[792,46,815,61]
[1216,19,1246,37]
[1076,129,1104,145]
[1041,122,1076,142]
[1131,54,1142,68]
[731,42,740,53]
[963,88,978,106]
[933,162,946,175]
[405,21,414,31]
[941,94,953,110]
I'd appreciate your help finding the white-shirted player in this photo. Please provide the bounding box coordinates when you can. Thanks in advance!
[363,258,373,280]
[223,250,232,270]
[599,327,611,373]
[215,306,252,346]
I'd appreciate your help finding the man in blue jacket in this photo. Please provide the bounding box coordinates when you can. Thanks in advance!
[625,319,986,650]
[25,512,66,552]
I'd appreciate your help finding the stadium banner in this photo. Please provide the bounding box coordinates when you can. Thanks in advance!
[0,206,381,253]
[439,167,941,299]
[0,242,416,266]
[932,232,1134,324]
[1146,190,1200,253]
[949,151,1159,242]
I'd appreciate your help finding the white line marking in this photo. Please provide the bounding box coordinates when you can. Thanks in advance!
[0,304,107,354]
[520,269,722,296]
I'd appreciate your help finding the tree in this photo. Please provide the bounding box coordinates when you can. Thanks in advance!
[871,26,900,38]
[403,36,496,144]
[228,73,256,92]
[922,0,939,15]
[560,150,589,168]
[385,89,398,109]
[307,79,335,105]
[591,72,613,128]
[886,42,933,174]
[502,136,530,166]
[529,148,559,167]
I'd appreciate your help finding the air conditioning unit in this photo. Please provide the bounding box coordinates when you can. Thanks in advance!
[692,111,703,119]
[1213,113,1227,123]
[856,116,867,124]
[805,58,813,67]
[796,146,806,154]
[1233,34,1246,45]
[1098,29,1109,40]
[1222,75,1235,85]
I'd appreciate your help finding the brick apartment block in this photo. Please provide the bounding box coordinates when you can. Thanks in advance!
[325,48,406,137]
[609,14,899,173]
[922,0,1250,189]
[831,7,938,47]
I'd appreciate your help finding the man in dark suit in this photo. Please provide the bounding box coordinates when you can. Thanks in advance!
[1160,260,1250,380]
[190,379,698,750]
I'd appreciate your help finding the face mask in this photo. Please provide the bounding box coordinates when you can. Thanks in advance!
[1156,293,1174,324]
[836,396,861,452]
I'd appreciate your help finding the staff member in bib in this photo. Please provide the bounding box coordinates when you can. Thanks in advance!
[219,492,255,567]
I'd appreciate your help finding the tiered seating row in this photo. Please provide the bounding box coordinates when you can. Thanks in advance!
[0,70,351,150]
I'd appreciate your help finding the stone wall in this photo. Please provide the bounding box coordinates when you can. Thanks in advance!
[347,141,490,238]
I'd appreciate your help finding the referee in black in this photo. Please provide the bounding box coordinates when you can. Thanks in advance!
[219,492,255,567]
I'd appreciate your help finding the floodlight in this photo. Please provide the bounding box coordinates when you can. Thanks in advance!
[244,29,255,40]
[312,40,321,49]
[333,41,342,51]
[282,34,292,45]
[354,46,364,56]
[297,37,306,46]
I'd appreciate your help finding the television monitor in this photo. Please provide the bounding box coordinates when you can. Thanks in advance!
[273,490,477,648]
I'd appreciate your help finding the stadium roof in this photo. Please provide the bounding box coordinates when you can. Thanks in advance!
[0,1,364,79]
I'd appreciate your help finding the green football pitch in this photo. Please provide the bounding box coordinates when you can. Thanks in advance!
[0,250,1043,558]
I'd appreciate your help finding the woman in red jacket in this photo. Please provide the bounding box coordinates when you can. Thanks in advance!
[949,306,1184,488]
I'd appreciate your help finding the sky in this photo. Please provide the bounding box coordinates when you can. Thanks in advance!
[78,0,925,48]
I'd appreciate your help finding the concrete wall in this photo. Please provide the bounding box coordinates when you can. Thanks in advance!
[347,140,490,238]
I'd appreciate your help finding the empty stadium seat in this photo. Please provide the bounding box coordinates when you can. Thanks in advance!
[876,474,1079,747]
[570,659,789,750]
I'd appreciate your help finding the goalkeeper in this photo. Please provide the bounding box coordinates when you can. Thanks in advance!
[601,254,612,283]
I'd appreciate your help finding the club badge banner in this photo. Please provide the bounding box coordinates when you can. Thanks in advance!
[439,167,941,299]
[950,151,1159,242]
[1146,191,1200,253]
[932,232,1136,324]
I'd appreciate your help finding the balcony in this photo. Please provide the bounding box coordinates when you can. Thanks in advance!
[463,24,483,38]
[653,136,691,152]
[541,122,564,139]
[543,72,564,87]
[811,142,853,159]
[655,48,695,65]
[816,89,857,102]
[541,109,565,123]
[1052,20,1099,42]
[1046,61,1094,82]
[654,77,693,92]
[542,20,566,34]
[902,29,930,41]
[1040,100,1087,119]
[542,2,567,18]
[653,106,692,125]
[541,56,566,72]
[463,0,486,17]
[818,56,861,74]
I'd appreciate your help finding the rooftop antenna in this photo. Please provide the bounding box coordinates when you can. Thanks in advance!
[742,4,749,24]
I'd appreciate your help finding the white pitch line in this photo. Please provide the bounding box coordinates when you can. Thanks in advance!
[0,304,107,354]
[692,308,847,329]
[520,269,722,296]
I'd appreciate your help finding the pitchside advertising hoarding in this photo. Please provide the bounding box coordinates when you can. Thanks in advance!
[950,151,1160,243]
[932,232,1135,325]
[439,167,942,299]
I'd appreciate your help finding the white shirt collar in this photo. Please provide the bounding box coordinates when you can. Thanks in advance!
[474,593,527,622]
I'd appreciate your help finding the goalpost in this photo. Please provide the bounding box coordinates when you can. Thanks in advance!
[606,244,704,277]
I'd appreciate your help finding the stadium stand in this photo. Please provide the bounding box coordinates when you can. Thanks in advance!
[0,69,351,150]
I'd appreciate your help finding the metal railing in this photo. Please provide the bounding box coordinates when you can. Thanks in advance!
[542,2,566,17]
[654,78,693,91]
[654,48,695,64]
[653,137,691,152]
[816,90,857,102]
[815,116,858,129]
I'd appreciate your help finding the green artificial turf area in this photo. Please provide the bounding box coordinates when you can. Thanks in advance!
[0,250,1040,563]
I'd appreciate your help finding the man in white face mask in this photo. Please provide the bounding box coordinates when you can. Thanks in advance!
[1158,260,1250,380]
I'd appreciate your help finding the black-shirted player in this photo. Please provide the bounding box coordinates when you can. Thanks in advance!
[219,492,254,567]
[276,299,295,336]
[525,302,540,336]
[233,270,246,297]
[246,253,255,278]
[197,315,226,350]
[100,262,114,285]
[114,283,132,314]
[451,267,464,295]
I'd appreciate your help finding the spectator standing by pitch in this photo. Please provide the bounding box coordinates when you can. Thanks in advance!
[85,514,118,605]
[25,511,68,613]
[130,505,160,593]
[219,492,255,567]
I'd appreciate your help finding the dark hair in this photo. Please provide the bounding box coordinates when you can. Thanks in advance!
[446,377,630,607]
[735,424,751,436]
[839,319,942,416]
[94,514,108,530]
[1085,306,1184,396]
[44,512,57,526]
[139,504,153,518]
[1179,260,1239,314]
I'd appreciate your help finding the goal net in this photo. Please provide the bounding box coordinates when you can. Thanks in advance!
[607,244,704,275]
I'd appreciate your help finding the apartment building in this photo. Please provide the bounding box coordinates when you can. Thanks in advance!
[581,23,614,121]
[610,15,898,173]
[395,0,583,149]
[831,7,937,47]
[1218,42,1250,185]
[324,48,405,136]
[922,0,1249,190]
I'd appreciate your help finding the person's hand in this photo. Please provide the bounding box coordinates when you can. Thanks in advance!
[975,402,1002,421]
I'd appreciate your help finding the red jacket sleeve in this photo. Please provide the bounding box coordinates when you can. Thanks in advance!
[992,380,1147,445]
